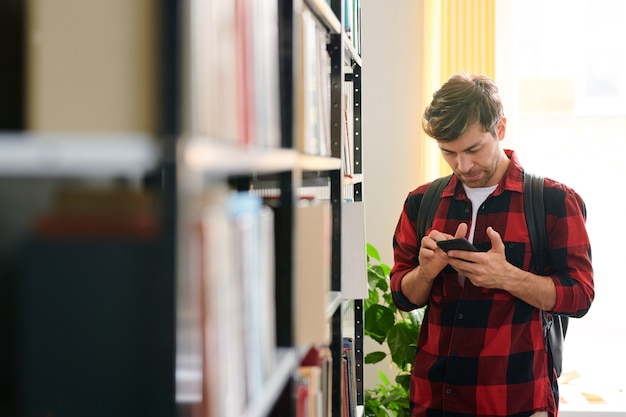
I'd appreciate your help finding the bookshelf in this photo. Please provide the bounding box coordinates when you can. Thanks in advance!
[0,0,364,416]
[178,0,366,415]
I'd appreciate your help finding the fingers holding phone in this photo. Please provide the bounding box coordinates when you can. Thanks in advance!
[436,238,478,253]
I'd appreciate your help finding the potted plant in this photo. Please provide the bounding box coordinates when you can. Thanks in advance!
[363,243,425,417]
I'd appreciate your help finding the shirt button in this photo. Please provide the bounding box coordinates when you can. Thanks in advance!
[446,388,452,394]
[458,313,464,319]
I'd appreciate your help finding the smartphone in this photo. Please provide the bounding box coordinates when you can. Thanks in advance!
[436,238,478,253]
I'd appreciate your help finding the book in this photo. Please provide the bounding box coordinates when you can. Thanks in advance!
[301,346,333,417]
[342,337,357,417]
[249,0,282,148]
[32,188,160,240]
[225,192,277,406]
[298,366,322,417]
[296,376,310,417]
[341,201,368,299]
[294,200,332,345]
[26,1,158,131]
[183,190,277,416]
[193,0,240,143]
[343,78,354,178]
[199,197,244,416]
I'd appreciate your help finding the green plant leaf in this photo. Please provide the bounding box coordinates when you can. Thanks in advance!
[364,304,395,344]
[408,307,426,328]
[395,373,412,393]
[364,242,425,417]
[377,369,391,385]
[379,387,405,404]
[368,264,387,282]
[364,291,380,311]
[387,322,419,371]
[379,262,392,276]
[366,242,381,261]
[382,294,397,312]
[365,350,387,364]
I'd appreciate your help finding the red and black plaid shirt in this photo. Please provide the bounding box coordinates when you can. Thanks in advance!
[390,150,594,417]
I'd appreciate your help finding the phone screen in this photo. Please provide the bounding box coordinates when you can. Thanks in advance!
[436,238,478,253]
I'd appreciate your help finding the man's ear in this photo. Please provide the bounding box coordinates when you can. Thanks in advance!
[496,117,507,141]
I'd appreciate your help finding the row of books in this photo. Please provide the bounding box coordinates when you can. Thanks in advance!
[295,338,359,417]
[344,0,362,54]
[296,1,361,162]
[189,0,281,148]
[343,73,355,178]
[296,7,333,157]
[26,187,160,240]
[177,189,335,416]
[178,190,277,416]
[342,337,359,417]
[296,346,333,417]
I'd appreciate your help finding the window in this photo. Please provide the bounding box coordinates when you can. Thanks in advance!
[500,0,626,410]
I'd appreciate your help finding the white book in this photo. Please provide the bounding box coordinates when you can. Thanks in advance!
[200,200,243,416]
[250,0,282,148]
[226,192,263,406]
[192,0,239,142]
[258,206,277,381]
[294,200,332,345]
[341,201,368,299]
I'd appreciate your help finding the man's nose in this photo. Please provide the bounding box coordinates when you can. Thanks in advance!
[457,154,472,172]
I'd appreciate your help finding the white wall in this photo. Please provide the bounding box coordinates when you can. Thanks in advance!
[361,0,423,389]
[361,0,423,265]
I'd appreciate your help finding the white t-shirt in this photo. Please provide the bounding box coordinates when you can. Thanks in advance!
[463,184,498,243]
[457,183,497,286]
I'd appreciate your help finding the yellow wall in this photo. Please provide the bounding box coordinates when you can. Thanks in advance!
[419,0,496,179]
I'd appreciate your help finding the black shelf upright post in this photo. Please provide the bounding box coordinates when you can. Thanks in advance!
[158,0,182,414]
[271,0,296,415]
[329,0,345,415]
[351,60,365,406]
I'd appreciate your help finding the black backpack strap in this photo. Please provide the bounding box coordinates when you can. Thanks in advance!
[524,172,546,273]
[417,175,452,241]
[524,172,568,383]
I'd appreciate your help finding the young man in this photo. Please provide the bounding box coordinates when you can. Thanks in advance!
[390,73,594,417]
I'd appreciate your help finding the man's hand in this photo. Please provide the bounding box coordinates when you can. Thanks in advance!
[418,223,469,282]
[446,226,514,289]
[445,226,557,310]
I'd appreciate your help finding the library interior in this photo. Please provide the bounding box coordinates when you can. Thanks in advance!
[0,1,624,416]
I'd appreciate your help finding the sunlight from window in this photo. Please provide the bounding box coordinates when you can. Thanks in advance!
[503,0,626,409]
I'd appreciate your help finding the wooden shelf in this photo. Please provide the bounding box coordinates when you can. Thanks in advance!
[344,33,362,66]
[0,132,159,178]
[304,0,342,34]
[181,136,341,175]
[343,174,364,186]
[243,347,303,417]
[327,291,343,319]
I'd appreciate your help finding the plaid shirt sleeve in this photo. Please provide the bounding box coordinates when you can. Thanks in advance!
[544,179,594,317]
[390,184,430,311]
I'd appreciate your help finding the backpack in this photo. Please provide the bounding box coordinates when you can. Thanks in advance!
[416,173,567,379]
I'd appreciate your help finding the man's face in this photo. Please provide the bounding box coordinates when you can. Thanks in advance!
[437,119,507,188]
